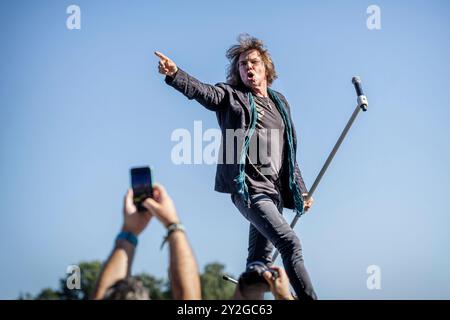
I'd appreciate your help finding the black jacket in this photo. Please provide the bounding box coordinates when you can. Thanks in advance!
[165,69,308,209]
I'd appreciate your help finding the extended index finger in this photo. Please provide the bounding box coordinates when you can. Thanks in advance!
[154,51,169,61]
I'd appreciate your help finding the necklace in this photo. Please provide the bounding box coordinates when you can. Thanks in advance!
[255,95,272,111]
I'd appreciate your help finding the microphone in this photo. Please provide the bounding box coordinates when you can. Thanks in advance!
[352,76,368,111]
[222,274,238,284]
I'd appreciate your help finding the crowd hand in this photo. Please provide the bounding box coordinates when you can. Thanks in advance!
[142,184,180,227]
[263,266,294,300]
[121,189,153,236]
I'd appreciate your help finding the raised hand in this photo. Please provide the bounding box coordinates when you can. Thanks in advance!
[141,184,179,227]
[154,51,178,77]
[263,266,294,300]
[121,189,153,236]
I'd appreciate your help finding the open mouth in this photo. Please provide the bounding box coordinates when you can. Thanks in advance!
[247,71,255,80]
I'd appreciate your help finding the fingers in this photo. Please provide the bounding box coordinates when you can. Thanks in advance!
[158,64,170,75]
[153,187,161,201]
[270,265,282,273]
[152,186,161,202]
[303,195,314,212]
[154,51,178,77]
[141,197,159,215]
[158,65,176,76]
[152,183,168,200]
[124,189,135,213]
[142,196,159,209]
[267,266,283,280]
[155,51,170,74]
[263,271,272,283]
[263,271,276,293]
[154,51,169,61]
[263,271,273,282]
[140,184,168,211]
[270,266,287,280]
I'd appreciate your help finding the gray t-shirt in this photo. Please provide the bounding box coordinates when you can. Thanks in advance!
[245,94,285,198]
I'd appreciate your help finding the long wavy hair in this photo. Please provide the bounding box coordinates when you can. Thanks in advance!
[226,34,278,87]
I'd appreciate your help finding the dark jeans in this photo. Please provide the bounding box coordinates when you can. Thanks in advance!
[231,192,317,300]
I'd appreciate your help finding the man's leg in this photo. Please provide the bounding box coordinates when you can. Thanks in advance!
[231,193,317,300]
[232,194,273,266]
[247,223,274,266]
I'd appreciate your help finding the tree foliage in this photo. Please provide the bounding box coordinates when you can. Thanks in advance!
[23,261,235,300]
[201,262,236,300]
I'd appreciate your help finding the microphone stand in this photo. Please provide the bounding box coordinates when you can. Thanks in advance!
[271,76,369,262]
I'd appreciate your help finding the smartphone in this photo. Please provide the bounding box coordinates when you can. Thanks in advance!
[130,166,153,212]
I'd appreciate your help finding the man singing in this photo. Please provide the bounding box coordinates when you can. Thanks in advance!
[155,34,317,299]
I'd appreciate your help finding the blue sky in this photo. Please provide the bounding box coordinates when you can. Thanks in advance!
[1,0,450,299]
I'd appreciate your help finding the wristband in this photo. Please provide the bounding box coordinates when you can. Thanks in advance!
[116,231,138,247]
[160,223,185,250]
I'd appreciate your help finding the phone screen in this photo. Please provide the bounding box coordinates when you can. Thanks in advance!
[130,166,153,211]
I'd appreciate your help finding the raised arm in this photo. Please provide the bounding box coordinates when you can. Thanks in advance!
[167,228,201,300]
[142,184,201,300]
[92,189,152,299]
[263,266,295,300]
[154,51,227,112]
